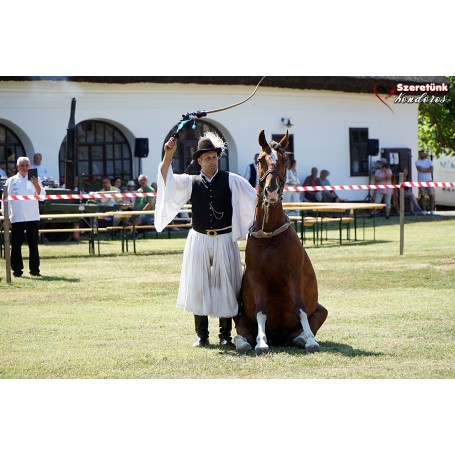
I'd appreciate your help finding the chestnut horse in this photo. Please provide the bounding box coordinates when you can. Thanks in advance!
[234,130,328,354]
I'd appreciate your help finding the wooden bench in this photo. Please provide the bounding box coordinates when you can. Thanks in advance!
[317,216,354,245]
[288,215,317,244]
[106,221,192,254]
[39,227,108,255]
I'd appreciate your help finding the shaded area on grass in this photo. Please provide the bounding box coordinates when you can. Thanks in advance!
[218,341,381,357]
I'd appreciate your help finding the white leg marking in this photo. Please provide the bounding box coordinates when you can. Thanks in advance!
[255,311,269,354]
[294,308,320,352]
[234,335,253,353]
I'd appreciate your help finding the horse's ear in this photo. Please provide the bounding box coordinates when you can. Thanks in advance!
[258,130,267,148]
[258,130,272,154]
[279,130,289,149]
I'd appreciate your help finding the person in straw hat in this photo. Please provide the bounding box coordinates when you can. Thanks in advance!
[155,131,256,348]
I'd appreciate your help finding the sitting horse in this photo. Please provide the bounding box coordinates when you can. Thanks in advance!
[234,130,328,354]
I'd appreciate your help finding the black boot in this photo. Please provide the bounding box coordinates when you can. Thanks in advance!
[193,315,209,347]
[219,317,235,348]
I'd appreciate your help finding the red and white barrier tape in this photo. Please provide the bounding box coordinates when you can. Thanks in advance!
[2,182,455,201]
[282,181,455,192]
[3,191,157,201]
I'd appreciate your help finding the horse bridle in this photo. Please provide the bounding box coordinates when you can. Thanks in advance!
[250,154,290,238]
[257,162,287,206]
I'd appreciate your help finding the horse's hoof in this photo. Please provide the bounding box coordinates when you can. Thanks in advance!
[234,335,253,354]
[292,336,306,349]
[305,343,320,353]
[255,346,269,355]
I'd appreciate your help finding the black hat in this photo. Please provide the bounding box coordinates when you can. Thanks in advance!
[193,137,222,160]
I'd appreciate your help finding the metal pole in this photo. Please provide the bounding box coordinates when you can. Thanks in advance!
[399,172,404,255]
[65,98,76,190]
[2,184,12,283]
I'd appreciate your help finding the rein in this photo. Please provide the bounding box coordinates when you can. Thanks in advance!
[250,214,291,239]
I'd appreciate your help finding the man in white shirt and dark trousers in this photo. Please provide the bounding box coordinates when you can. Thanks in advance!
[415,149,435,215]
[3,156,45,277]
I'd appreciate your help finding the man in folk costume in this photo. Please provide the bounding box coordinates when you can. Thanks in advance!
[155,132,257,347]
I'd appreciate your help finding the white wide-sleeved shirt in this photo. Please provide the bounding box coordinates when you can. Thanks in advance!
[155,164,257,242]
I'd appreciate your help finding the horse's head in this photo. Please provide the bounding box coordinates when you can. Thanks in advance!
[257,130,289,205]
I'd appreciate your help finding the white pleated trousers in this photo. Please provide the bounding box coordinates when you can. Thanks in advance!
[176,229,243,318]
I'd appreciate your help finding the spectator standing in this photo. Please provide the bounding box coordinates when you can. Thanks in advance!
[3,156,46,277]
[244,153,259,187]
[30,153,49,180]
[0,167,7,178]
[155,132,256,348]
[374,159,393,219]
[302,167,323,202]
[415,150,435,215]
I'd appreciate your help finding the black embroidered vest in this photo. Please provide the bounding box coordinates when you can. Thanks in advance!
[191,171,233,231]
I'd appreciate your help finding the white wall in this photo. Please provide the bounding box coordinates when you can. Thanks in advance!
[0,80,419,200]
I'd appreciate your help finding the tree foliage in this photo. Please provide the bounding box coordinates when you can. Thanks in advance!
[418,76,455,157]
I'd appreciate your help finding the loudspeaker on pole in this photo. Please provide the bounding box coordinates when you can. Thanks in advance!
[134,138,149,158]
[367,139,379,156]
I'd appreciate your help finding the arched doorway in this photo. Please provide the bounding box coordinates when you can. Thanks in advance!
[163,121,229,174]
[58,120,132,191]
[0,123,26,178]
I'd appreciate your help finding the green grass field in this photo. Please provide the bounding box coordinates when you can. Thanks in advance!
[1,214,454,379]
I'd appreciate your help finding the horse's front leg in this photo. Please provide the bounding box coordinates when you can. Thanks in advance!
[292,308,320,352]
[255,311,269,354]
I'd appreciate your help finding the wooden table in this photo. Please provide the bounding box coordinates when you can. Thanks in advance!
[40,212,109,255]
[102,210,155,254]
[102,209,192,254]
[283,202,385,245]
[1,212,106,256]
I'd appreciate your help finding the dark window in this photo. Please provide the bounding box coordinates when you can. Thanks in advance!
[0,124,26,177]
[163,121,229,174]
[59,120,132,191]
[349,128,369,177]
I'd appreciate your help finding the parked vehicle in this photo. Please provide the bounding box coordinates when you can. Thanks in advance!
[433,153,455,208]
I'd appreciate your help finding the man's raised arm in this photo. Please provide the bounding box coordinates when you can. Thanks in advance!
[161,137,178,184]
